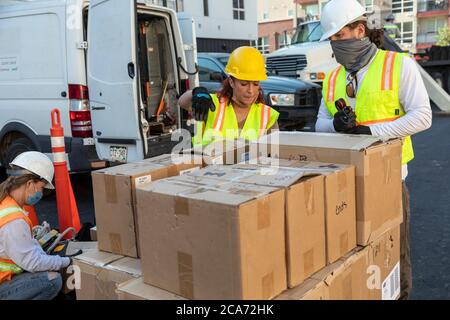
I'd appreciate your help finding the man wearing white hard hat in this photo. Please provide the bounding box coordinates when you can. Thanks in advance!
[315,0,432,299]
[0,151,70,299]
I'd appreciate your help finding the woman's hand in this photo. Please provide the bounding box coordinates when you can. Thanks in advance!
[192,87,216,122]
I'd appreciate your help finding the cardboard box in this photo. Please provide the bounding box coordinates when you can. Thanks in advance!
[116,277,186,300]
[311,247,370,300]
[92,154,202,257]
[185,164,326,288]
[73,249,142,300]
[367,225,401,300]
[255,158,357,264]
[275,277,329,300]
[61,241,98,294]
[136,176,287,300]
[181,138,252,166]
[255,132,403,246]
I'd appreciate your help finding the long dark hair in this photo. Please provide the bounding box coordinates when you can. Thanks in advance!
[0,175,40,203]
[217,76,265,105]
[347,20,384,48]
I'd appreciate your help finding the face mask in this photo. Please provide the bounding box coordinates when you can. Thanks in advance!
[330,37,378,74]
[26,184,43,206]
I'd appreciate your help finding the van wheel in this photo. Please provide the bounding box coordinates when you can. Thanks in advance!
[3,137,36,174]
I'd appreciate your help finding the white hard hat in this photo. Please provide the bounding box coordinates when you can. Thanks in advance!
[10,151,55,189]
[320,0,367,41]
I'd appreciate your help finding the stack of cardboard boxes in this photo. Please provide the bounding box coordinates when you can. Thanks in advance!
[74,132,403,300]
[72,154,203,300]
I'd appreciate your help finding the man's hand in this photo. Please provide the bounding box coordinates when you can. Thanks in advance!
[345,125,372,135]
[192,87,215,122]
[333,109,357,132]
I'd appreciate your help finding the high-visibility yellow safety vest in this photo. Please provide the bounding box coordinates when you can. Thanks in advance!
[193,94,279,147]
[0,196,33,285]
[322,49,414,165]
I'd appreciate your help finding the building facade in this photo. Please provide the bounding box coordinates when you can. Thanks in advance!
[416,0,450,53]
[148,0,258,52]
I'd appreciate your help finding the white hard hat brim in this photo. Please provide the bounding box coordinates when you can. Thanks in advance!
[320,15,368,42]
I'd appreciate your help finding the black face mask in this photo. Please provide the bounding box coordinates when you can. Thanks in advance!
[330,37,378,74]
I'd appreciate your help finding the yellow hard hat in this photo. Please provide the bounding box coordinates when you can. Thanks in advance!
[225,46,268,81]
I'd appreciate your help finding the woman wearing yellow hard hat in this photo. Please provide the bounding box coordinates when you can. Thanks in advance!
[179,46,279,146]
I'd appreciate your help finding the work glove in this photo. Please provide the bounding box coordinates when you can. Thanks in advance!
[192,87,215,122]
[333,109,357,132]
[345,125,372,135]
[333,98,356,132]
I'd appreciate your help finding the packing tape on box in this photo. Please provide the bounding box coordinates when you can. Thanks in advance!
[178,251,194,299]
[257,198,271,230]
[383,156,392,185]
[262,272,274,300]
[174,197,190,216]
[337,170,347,193]
[303,249,314,278]
[109,233,123,254]
[104,175,118,204]
[304,182,315,216]
[340,231,349,257]
[350,151,368,177]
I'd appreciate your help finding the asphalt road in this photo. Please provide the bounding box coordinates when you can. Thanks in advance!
[1,110,448,299]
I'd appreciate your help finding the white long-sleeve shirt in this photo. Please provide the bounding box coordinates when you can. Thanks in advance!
[315,51,432,179]
[0,219,70,273]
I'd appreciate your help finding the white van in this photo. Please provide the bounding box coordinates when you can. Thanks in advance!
[0,0,193,174]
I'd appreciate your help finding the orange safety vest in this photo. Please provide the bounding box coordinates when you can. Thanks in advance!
[0,196,33,284]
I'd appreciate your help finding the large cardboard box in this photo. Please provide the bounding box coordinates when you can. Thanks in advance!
[136,176,287,300]
[73,249,142,300]
[275,277,329,300]
[367,225,401,300]
[255,132,403,245]
[116,277,186,300]
[262,159,357,264]
[184,164,326,288]
[92,154,202,257]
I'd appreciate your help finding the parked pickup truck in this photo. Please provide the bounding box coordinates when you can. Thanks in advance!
[197,52,322,131]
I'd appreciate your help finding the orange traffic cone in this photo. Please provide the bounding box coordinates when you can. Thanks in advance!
[24,205,39,227]
[50,109,81,238]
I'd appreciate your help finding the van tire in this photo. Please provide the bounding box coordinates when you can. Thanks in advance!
[3,137,36,172]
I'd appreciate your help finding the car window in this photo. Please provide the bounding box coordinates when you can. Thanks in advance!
[198,57,223,82]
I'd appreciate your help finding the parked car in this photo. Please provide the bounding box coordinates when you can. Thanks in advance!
[197,53,322,131]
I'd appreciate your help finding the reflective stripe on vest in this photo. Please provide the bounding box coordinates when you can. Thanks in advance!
[322,50,414,165]
[0,197,32,284]
[327,66,342,103]
[193,94,279,147]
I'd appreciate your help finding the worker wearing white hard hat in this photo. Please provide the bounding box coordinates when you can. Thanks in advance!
[0,151,70,300]
[315,0,432,300]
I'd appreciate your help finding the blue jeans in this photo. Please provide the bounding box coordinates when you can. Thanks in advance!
[0,271,62,300]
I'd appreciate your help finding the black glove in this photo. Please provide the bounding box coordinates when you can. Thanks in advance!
[333,109,357,132]
[192,87,215,122]
[345,125,372,135]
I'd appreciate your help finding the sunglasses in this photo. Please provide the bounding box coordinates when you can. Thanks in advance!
[346,73,358,99]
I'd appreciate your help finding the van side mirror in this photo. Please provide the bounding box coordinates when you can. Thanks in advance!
[210,72,225,82]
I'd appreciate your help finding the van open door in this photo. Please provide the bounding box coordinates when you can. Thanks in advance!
[87,0,146,163]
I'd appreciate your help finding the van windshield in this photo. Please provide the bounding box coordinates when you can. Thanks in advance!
[291,21,323,44]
